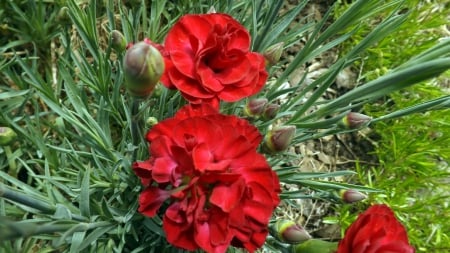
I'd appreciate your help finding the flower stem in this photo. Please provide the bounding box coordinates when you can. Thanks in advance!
[0,183,54,213]
[3,146,17,177]
[0,184,86,221]
[0,219,112,241]
[131,98,142,161]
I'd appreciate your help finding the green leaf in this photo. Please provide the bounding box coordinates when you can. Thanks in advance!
[80,167,91,217]
[69,231,86,253]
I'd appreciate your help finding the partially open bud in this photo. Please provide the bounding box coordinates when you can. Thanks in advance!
[338,112,372,129]
[290,239,338,253]
[111,30,127,53]
[262,103,280,120]
[263,42,284,66]
[264,125,296,153]
[270,220,311,244]
[244,98,268,118]
[0,127,17,146]
[340,189,367,203]
[124,41,164,98]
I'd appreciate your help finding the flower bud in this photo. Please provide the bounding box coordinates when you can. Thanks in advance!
[146,117,158,128]
[244,98,268,118]
[124,41,165,98]
[340,189,367,203]
[270,220,311,244]
[207,6,216,14]
[264,125,296,152]
[0,127,17,146]
[56,7,71,26]
[111,30,127,53]
[338,112,371,129]
[290,239,338,253]
[263,42,284,66]
[262,103,280,120]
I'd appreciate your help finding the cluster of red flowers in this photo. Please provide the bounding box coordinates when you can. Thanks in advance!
[130,12,415,253]
[132,13,280,253]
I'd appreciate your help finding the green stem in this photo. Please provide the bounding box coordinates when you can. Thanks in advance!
[3,146,17,177]
[0,184,54,213]
[0,184,87,222]
[0,220,112,241]
[131,98,142,161]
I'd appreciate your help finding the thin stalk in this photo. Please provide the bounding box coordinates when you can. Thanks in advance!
[0,184,87,222]
[131,98,142,161]
[3,146,17,177]
[0,220,112,241]
[0,184,54,213]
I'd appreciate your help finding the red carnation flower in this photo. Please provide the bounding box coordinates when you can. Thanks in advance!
[133,104,280,253]
[155,13,268,109]
[337,204,415,253]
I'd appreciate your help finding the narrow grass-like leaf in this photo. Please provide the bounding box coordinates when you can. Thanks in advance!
[373,95,450,122]
[261,1,309,50]
[292,179,382,192]
[80,167,91,218]
[316,58,450,116]
[77,225,115,251]
[69,231,86,253]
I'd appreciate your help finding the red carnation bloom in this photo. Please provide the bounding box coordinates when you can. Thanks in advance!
[337,204,415,253]
[133,104,280,253]
[155,13,268,109]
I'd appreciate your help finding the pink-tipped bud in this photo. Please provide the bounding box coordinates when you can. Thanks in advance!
[270,220,311,244]
[263,103,280,120]
[340,189,367,203]
[244,98,268,118]
[124,41,165,98]
[339,112,372,129]
[263,42,284,66]
[111,30,127,53]
[0,127,17,146]
[264,125,296,153]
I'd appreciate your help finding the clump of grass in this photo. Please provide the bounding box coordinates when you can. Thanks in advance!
[335,0,450,251]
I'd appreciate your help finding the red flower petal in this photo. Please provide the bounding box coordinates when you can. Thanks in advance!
[209,178,245,212]
[151,156,177,183]
[138,187,170,217]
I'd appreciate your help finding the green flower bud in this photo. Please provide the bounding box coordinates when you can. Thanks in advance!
[146,117,158,128]
[262,103,280,120]
[56,7,71,26]
[264,125,296,153]
[124,42,165,98]
[244,98,268,118]
[111,30,127,53]
[263,42,284,66]
[270,220,311,244]
[0,127,17,146]
[290,239,338,253]
[340,189,367,204]
[338,112,371,129]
